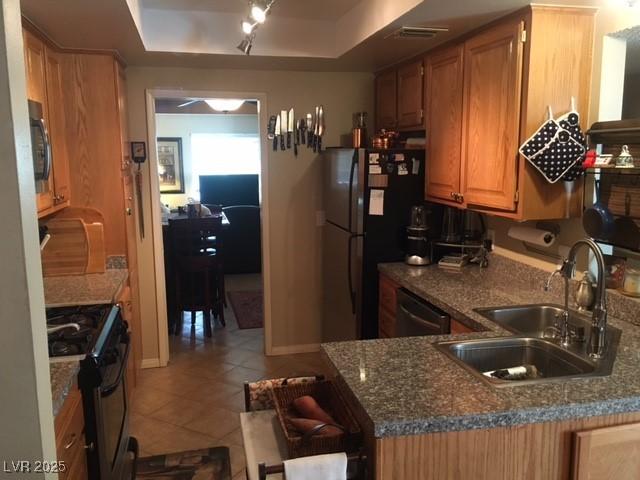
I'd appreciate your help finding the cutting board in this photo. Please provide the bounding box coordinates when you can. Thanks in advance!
[41,216,106,276]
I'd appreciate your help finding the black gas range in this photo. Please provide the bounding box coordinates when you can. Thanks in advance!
[46,304,138,480]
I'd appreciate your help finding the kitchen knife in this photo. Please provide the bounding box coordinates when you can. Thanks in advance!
[317,105,324,152]
[274,115,281,151]
[306,113,313,147]
[280,110,288,151]
[267,115,277,140]
[297,118,305,154]
[313,106,320,152]
[287,108,294,150]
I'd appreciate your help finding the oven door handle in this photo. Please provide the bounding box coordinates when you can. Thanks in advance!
[100,336,130,397]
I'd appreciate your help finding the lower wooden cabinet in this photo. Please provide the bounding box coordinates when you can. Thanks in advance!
[572,422,640,480]
[450,318,477,334]
[378,273,399,338]
[54,388,88,480]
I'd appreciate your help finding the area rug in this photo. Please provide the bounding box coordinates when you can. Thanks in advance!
[228,290,264,329]
[136,446,231,479]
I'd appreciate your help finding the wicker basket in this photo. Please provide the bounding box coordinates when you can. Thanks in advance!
[271,380,362,458]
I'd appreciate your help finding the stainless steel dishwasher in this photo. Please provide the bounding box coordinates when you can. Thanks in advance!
[396,288,450,337]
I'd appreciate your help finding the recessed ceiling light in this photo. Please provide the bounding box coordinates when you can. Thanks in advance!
[205,99,245,112]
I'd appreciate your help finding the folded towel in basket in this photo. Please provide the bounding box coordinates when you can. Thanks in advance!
[283,452,347,480]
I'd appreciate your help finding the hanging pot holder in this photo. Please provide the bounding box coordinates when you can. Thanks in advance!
[558,98,587,182]
[519,106,559,161]
[529,127,586,183]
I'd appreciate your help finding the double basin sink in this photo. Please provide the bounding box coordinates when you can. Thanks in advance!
[435,305,621,387]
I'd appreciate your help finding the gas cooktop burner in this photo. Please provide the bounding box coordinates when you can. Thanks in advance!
[46,304,112,358]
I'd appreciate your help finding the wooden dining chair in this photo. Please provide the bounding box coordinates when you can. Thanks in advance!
[169,216,226,336]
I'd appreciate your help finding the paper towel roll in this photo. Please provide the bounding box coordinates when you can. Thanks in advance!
[508,226,556,247]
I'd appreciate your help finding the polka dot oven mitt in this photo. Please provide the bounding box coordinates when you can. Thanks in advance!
[519,103,586,184]
[557,103,587,182]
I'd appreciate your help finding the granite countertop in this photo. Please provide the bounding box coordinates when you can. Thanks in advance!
[43,268,128,307]
[321,256,640,438]
[50,361,80,416]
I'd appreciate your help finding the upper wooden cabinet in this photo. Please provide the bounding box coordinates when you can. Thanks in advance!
[375,60,425,132]
[425,45,464,202]
[23,26,71,218]
[23,29,54,213]
[45,47,71,209]
[460,18,524,212]
[424,5,595,220]
[397,60,424,130]
[375,70,397,131]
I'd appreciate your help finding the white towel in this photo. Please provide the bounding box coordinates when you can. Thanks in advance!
[283,452,348,480]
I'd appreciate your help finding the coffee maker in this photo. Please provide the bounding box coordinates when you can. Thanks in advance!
[405,205,430,265]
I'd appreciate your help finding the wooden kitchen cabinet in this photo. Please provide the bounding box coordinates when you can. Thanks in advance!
[423,6,595,220]
[460,19,523,212]
[375,70,397,131]
[425,45,464,202]
[378,273,399,338]
[23,25,72,218]
[55,388,88,480]
[23,28,54,214]
[397,60,424,130]
[44,46,71,210]
[572,422,640,480]
[450,318,477,334]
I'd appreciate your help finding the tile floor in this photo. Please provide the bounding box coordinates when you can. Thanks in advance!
[130,274,329,479]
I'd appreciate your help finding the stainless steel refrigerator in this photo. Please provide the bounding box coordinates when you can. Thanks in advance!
[322,148,426,341]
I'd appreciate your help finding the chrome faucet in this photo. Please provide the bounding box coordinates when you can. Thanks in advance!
[554,239,608,359]
[47,323,81,335]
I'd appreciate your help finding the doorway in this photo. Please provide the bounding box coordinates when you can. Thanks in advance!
[144,89,272,365]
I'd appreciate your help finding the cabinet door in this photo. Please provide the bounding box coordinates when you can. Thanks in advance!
[397,60,424,130]
[461,20,524,211]
[375,70,397,131]
[425,45,464,202]
[45,47,71,208]
[573,422,640,480]
[23,29,54,213]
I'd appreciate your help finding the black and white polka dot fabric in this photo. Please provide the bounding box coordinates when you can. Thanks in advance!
[519,119,559,160]
[557,109,587,182]
[519,103,587,184]
[529,128,586,183]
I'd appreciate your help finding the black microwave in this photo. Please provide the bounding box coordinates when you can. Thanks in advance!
[28,100,52,188]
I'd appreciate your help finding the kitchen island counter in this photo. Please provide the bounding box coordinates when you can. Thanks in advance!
[322,256,640,438]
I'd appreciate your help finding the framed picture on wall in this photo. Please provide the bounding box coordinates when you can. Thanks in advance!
[157,137,185,194]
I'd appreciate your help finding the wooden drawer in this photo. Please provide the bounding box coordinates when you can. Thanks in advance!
[54,388,88,480]
[379,273,400,313]
[450,319,477,334]
[379,307,396,338]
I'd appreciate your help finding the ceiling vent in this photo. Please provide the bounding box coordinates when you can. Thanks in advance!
[386,26,449,40]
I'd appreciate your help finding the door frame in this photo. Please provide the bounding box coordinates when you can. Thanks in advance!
[145,88,271,366]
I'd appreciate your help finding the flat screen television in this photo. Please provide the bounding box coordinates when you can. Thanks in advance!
[199,174,260,207]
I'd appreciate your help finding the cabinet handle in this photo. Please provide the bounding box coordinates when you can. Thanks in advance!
[84,442,95,452]
[126,208,133,216]
[64,434,77,450]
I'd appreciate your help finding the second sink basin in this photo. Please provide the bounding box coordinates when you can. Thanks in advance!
[474,304,584,336]
[435,337,597,387]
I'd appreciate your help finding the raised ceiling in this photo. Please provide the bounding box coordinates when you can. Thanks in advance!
[142,0,362,21]
[20,0,621,72]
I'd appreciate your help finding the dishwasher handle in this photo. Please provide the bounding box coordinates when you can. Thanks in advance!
[396,288,450,337]
[398,305,445,332]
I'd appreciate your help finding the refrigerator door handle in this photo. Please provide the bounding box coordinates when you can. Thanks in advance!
[348,152,358,233]
[347,233,359,315]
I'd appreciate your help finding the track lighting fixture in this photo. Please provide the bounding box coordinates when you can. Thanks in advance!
[241,18,257,35]
[237,1,275,55]
[237,33,255,55]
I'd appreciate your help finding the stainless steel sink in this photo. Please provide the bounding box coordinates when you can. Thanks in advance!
[474,304,584,336]
[435,337,597,387]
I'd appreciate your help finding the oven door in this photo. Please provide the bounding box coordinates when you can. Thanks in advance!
[94,335,131,480]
